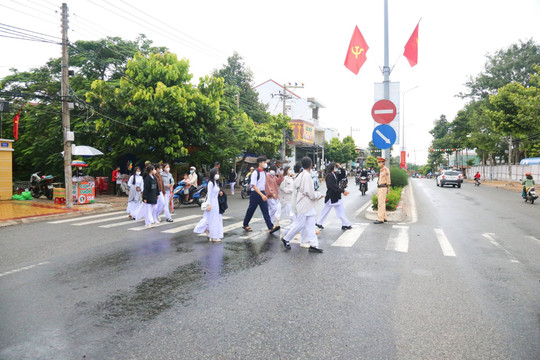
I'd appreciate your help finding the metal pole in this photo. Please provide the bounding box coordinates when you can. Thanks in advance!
[383,0,391,163]
[281,84,287,161]
[62,3,73,208]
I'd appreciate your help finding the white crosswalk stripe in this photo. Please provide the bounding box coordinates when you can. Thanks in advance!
[386,225,409,253]
[331,223,368,247]
[101,213,179,228]
[72,214,131,226]
[434,228,456,257]
[129,214,203,231]
[482,233,520,263]
[48,211,125,224]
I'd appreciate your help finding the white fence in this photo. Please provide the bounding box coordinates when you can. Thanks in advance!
[466,164,540,182]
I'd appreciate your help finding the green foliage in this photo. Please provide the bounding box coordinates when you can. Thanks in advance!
[372,187,403,211]
[325,136,357,164]
[390,167,408,188]
[365,155,378,170]
[418,164,432,176]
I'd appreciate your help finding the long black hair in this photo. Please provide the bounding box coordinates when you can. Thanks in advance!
[209,167,219,185]
[132,166,141,185]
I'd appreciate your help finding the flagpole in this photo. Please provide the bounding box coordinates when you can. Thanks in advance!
[383,0,391,163]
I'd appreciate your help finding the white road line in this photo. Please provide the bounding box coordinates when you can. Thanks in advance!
[130,214,203,231]
[409,183,418,223]
[158,216,230,234]
[331,223,368,247]
[100,213,180,228]
[354,200,372,218]
[48,211,125,224]
[386,225,409,253]
[525,235,540,245]
[0,262,50,278]
[482,233,520,263]
[434,228,456,257]
[72,214,129,226]
[223,218,262,233]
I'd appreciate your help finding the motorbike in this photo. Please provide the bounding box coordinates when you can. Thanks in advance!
[523,186,538,204]
[359,176,368,195]
[474,178,481,186]
[355,174,361,186]
[240,178,250,199]
[30,172,55,200]
[172,179,208,208]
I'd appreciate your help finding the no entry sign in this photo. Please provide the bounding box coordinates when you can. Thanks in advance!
[371,99,397,124]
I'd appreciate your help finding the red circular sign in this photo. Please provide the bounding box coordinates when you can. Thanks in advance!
[371,99,397,124]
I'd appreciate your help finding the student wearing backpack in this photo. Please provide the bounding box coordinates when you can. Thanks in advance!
[242,156,280,234]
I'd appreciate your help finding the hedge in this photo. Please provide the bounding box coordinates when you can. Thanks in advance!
[372,186,403,211]
[390,167,408,188]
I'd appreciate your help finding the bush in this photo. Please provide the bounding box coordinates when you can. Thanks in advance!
[390,167,408,188]
[372,186,403,211]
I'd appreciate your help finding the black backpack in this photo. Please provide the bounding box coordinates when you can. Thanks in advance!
[246,169,261,194]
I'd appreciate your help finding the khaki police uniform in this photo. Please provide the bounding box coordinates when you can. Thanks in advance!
[377,165,391,222]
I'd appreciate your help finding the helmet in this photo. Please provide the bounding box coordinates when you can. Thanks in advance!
[525,172,531,176]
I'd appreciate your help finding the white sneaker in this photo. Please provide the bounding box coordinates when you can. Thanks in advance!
[211,238,222,242]
[300,243,310,248]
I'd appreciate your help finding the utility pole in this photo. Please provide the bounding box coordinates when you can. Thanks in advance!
[280,83,304,161]
[61,3,73,208]
[382,0,391,164]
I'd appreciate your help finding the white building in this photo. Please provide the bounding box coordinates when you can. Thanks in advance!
[254,79,336,169]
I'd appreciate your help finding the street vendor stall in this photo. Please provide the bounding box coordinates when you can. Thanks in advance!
[71,160,95,204]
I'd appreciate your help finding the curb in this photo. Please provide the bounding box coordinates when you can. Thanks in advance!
[365,186,406,222]
[0,203,126,228]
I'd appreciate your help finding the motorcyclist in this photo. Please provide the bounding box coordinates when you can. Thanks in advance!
[474,172,481,180]
[521,172,535,198]
[360,167,369,190]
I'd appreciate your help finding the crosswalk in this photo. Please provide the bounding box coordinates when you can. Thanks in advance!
[47,211,533,262]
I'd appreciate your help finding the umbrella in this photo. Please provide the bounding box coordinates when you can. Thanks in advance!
[71,160,88,167]
[61,145,104,157]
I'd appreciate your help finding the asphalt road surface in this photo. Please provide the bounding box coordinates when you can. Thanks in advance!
[1,178,539,359]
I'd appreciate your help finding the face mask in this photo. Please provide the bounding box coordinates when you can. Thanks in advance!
[153,170,157,175]
[160,169,163,173]
[136,171,141,176]
[262,163,268,169]
[165,167,170,173]
[190,170,194,174]
[269,170,276,176]
[288,170,294,176]
[214,174,220,180]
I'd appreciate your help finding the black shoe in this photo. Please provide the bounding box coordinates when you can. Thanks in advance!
[281,238,291,250]
[341,225,352,230]
[308,246,323,253]
[166,218,174,222]
[373,220,384,224]
[384,220,387,222]
[270,225,281,234]
[315,223,324,229]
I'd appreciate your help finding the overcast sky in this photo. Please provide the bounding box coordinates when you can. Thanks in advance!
[1,0,539,164]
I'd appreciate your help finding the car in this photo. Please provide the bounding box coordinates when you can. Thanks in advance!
[436,170,462,188]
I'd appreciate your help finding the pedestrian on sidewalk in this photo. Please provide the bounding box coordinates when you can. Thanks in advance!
[127,166,143,219]
[265,164,284,226]
[112,166,121,196]
[194,168,224,242]
[281,156,324,253]
[315,162,352,231]
[242,155,280,234]
[136,164,158,228]
[161,163,175,222]
[228,168,237,195]
[374,157,391,224]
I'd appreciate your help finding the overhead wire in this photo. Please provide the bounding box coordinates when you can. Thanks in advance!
[0,3,59,26]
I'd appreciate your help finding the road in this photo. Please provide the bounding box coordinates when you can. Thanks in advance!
[1,178,539,359]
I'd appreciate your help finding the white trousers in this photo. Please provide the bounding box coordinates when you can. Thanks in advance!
[229,182,236,194]
[136,202,156,226]
[154,193,165,221]
[283,208,318,247]
[162,191,172,220]
[317,199,351,226]
[268,198,281,223]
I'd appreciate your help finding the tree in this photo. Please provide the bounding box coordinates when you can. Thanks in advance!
[85,52,223,165]
[325,136,357,164]
[365,155,378,170]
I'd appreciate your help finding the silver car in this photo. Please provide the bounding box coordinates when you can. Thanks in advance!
[437,171,462,188]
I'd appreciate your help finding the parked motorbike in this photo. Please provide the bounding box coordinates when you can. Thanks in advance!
[359,176,368,195]
[474,178,481,186]
[172,179,208,208]
[523,186,538,204]
[30,172,54,200]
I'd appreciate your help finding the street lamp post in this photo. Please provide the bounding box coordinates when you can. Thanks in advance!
[401,86,419,168]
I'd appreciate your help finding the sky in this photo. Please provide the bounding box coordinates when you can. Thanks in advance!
[1,0,539,164]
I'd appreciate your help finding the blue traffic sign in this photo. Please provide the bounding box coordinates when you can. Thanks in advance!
[372,124,396,150]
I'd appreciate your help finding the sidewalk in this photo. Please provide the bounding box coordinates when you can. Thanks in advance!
[464,179,522,192]
[0,195,127,228]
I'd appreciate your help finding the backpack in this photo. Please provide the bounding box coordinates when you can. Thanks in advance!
[246,169,261,195]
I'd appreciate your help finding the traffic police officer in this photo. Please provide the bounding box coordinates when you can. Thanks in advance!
[374,157,391,224]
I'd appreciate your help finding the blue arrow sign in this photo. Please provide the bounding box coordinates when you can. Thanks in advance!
[372,124,396,150]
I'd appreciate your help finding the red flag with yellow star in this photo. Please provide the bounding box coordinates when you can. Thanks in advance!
[344,26,369,75]
[13,109,21,140]
[403,22,419,67]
